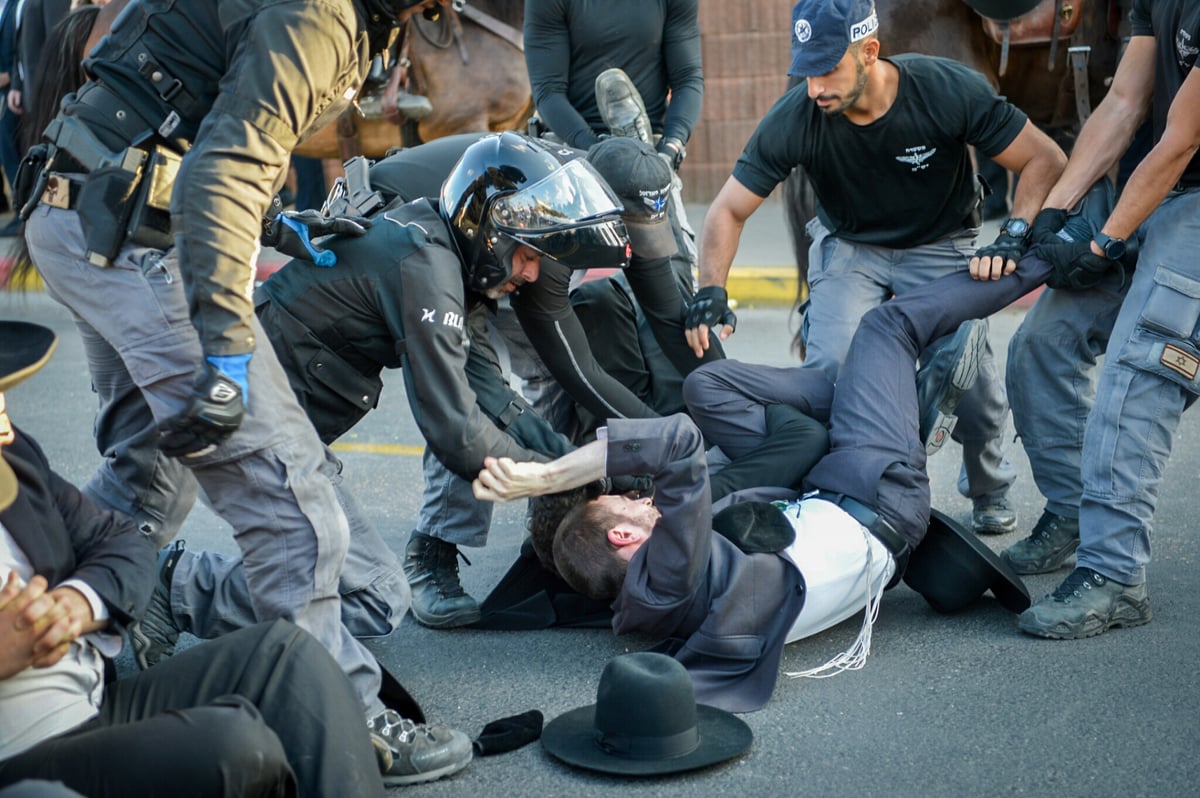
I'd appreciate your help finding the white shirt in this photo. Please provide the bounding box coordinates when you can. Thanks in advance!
[0,518,120,761]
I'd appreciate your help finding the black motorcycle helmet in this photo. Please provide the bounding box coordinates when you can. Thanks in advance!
[440,131,631,292]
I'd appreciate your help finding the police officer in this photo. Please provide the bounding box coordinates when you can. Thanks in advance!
[685,0,1068,537]
[259,132,632,628]
[20,0,475,785]
[1009,0,1200,640]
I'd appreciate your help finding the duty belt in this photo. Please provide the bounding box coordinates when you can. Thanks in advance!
[40,173,84,210]
[808,490,908,558]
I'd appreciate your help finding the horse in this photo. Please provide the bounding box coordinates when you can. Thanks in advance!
[781,0,1127,332]
[292,0,532,160]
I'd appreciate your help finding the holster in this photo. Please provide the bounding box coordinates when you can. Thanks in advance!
[126,144,181,251]
[75,148,148,267]
[13,144,50,220]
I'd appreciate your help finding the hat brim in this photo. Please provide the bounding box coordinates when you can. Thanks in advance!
[542,703,752,776]
[905,508,1031,614]
[0,322,57,393]
[0,322,58,513]
[624,217,677,260]
[788,48,847,80]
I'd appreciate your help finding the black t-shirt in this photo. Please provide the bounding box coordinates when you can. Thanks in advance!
[523,0,704,149]
[732,54,1026,248]
[1131,0,1200,187]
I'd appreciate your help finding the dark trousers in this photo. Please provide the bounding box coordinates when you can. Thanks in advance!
[804,257,1054,548]
[0,620,385,798]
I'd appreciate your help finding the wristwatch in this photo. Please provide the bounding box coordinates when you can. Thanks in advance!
[1093,231,1127,260]
[1001,217,1030,240]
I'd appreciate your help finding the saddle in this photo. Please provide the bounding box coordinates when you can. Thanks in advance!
[965,0,1086,75]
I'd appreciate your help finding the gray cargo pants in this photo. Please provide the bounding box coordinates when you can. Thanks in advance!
[26,204,384,713]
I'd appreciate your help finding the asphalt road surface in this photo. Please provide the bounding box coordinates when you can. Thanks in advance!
[2,290,1197,798]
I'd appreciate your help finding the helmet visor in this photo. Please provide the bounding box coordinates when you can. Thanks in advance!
[510,217,632,271]
[489,159,623,233]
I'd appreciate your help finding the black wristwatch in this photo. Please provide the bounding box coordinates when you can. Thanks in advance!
[1001,217,1030,240]
[1093,231,1127,260]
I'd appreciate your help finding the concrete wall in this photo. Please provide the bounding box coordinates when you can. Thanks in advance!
[678,0,793,202]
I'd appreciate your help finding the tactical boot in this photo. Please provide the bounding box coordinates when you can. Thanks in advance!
[916,318,987,455]
[1018,567,1151,639]
[368,709,473,785]
[1001,510,1079,574]
[129,539,186,669]
[971,493,1018,535]
[403,532,481,628]
[595,68,652,144]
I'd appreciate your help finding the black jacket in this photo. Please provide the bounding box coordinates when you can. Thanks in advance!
[256,197,571,479]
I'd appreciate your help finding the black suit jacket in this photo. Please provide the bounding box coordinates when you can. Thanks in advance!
[607,415,805,714]
[1,426,155,625]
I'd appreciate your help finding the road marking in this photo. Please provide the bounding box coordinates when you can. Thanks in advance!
[330,442,425,456]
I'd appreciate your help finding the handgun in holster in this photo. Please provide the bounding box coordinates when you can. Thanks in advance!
[42,115,180,266]
[321,155,383,218]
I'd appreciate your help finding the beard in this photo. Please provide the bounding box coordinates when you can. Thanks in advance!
[818,58,868,117]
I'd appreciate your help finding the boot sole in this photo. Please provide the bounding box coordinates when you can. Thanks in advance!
[409,605,482,629]
[382,752,473,786]
[1018,599,1152,639]
[922,320,987,455]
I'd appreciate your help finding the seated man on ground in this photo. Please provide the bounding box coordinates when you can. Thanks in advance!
[0,321,397,794]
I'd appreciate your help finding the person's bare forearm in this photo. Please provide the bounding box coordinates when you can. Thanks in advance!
[474,438,608,502]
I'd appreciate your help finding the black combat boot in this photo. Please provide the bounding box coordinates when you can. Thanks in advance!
[403,532,481,628]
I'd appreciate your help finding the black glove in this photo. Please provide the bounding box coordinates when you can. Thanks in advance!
[1039,238,1123,291]
[586,474,655,498]
[684,285,737,334]
[974,230,1029,267]
[158,360,246,458]
[261,209,372,267]
[1028,207,1069,246]
[655,136,686,171]
[473,710,543,756]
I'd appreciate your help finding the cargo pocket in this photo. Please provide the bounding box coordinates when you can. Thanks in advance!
[304,344,383,442]
[1116,266,1200,394]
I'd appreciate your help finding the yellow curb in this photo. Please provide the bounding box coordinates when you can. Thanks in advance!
[331,441,425,457]
[725,266,804,308]
[5,265,809,307]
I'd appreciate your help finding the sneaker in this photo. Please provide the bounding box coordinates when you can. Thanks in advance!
[916,319,987,455]
[594,67,652,144]
[368,710,472,786]
[1018,567,1151,639]
[402,532,481,628]
[128,539,186,669]
[971,494,1018,535]
[1001,510,1079,575]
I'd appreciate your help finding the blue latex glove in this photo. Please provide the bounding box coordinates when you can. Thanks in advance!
[262,209,372,267]
[206,353,251,405]
[279,214,337,267]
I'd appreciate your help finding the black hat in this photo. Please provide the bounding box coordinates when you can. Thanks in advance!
[903,508,1031,613]
[542,652,752,776]
[961,0,1041,22]
[586,137,677,260]
[0,321,58,511]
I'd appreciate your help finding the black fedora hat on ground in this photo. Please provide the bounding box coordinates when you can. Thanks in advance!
[1,321,59,511]
[542,652,752,776]
[903,508,1031,613]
